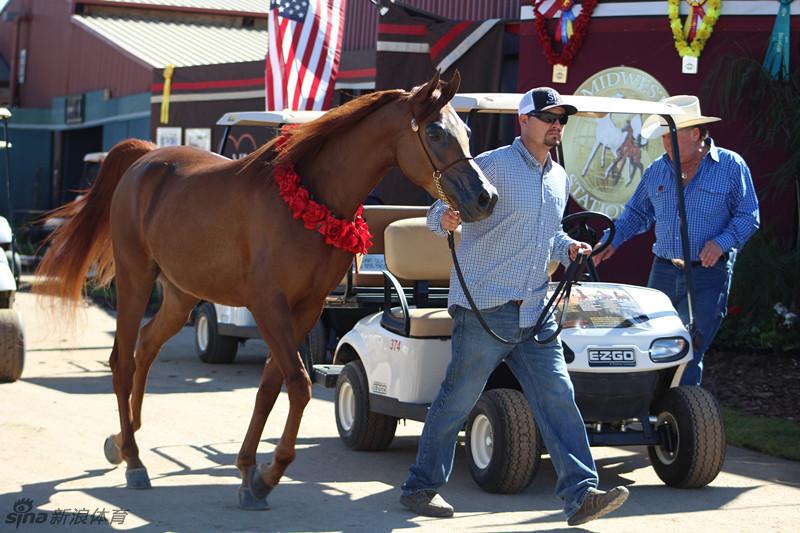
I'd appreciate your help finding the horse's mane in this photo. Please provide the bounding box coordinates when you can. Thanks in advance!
[242,89,406,171]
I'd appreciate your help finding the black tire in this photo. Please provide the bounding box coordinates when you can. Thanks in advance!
[194,302,238,364]
[648,386,726,488]
[0,309,25,382]
[335,360,397,450]
[300,319,328,373]
[465,388,541,494]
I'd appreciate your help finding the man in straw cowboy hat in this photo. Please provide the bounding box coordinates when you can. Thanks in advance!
[593,95,760,386]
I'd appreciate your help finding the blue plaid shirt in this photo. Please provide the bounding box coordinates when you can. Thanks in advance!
[428,137,577,328]
[611,138,760,261]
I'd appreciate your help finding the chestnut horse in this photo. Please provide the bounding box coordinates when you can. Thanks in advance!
[34,72,497,509]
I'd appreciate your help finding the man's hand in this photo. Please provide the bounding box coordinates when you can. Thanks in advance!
[569,241,592,261]
[440,208,461,232]
[699,240,724,267]
[591,243,616,266]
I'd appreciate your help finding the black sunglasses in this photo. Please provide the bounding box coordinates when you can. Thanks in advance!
[528,111,569,125]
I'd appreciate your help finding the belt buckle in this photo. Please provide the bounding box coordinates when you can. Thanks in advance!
[671,258,685,269]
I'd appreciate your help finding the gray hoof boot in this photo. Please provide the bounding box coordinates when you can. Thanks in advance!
[104,435,123,465]
[237,465,272,510]
[125,467,152,489]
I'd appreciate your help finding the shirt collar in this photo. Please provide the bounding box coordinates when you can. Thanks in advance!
[513,137,552,173]
[705,137,720,163]
[658,136,720,166]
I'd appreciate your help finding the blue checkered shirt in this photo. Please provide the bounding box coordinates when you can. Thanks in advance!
[428,137,577,328]
[611,138,760,260]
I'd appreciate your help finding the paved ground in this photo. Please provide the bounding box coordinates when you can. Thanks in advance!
[1,288,799,532]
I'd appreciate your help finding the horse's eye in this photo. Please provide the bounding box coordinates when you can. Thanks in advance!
[426,124,446,141]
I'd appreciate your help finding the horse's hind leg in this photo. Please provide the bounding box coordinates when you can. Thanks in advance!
[106,279,198,465]
[108,259,158,489]
[237,294,316,509]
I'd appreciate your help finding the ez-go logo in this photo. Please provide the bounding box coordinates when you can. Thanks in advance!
[588,348,635,366]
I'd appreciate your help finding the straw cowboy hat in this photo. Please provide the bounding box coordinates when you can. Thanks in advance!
[640,95,721,140]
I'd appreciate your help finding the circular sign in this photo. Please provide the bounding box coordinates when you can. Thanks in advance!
[562,66,669,218]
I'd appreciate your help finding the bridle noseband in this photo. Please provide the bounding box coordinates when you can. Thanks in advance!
[411,117,473,208]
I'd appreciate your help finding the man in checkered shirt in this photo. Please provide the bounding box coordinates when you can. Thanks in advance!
[593,95,760,387]
[400,87,629,527]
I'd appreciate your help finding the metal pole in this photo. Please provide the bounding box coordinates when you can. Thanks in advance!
[217,125,231,155]
[662,114,695,336]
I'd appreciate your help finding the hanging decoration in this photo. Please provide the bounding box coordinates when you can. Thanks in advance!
[534,0,598,84]
[273,137,372,255]
[668,0,722,75]
[763,0,793,81]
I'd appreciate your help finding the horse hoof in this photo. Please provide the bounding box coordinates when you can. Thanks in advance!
[238,486,270,511]
[237,465,272,510]
[125,467,152,489]
[104,435,123,465]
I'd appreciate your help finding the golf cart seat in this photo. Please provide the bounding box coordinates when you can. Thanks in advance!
[356,205,429,287]
[380,217,460,338]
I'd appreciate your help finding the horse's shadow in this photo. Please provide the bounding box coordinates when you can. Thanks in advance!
[3,436,768,533]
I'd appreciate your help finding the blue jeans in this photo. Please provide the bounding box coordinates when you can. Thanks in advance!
[401,302,598,518]
[648,256,733,386]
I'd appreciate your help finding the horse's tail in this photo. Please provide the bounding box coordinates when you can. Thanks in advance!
[34,139,157,307]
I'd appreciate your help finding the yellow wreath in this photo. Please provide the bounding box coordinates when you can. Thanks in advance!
[668,0,721,58]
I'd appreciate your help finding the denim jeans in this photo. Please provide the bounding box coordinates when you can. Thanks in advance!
[647,256,733,386]
[401,302,598,518]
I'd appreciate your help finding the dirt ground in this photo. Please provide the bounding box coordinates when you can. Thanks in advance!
[703,349,800,422]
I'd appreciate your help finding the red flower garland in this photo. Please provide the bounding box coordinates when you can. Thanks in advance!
[534,0,598,67]
[273,162,373,255]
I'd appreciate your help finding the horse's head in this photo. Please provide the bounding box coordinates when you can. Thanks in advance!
[398,71,497,222]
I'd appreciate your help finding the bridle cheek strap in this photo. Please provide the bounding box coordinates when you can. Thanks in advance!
[411,117,472,209]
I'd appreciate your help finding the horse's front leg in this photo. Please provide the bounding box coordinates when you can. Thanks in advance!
[237,293,315,510]
[235,355,284,509]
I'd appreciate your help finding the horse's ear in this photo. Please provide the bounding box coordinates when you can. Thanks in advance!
[409,71,441,108]
[437,70,461,104]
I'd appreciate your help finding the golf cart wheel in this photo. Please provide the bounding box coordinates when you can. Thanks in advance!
[335,360,397,451]
[465,388,541,494]
[300,319,328,373]
[648,386,726,488]
[0,309,25,382]
[194,302,238,364]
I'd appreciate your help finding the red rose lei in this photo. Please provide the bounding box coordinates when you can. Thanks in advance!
[273,161,372,255]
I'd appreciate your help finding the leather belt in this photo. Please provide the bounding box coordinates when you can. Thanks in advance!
[657,253,728,269]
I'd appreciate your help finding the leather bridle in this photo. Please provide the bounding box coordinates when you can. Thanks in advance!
[410,117,472,208]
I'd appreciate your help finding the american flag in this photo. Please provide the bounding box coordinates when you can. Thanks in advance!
[266,0,347,111]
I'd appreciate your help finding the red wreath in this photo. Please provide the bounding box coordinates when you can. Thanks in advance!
[533,0,598,67]
[273,158,373,256]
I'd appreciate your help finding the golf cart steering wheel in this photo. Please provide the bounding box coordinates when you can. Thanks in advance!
[561,211,615,258]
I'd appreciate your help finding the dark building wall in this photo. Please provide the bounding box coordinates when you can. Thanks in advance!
[344,0,522,50]
[519,14,800,285]
[0,0,151,108]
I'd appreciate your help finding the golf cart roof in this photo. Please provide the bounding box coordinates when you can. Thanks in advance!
[451,93,686,119]
[216,110,324,127]
[0,108,10,120]
[83,152,107,163]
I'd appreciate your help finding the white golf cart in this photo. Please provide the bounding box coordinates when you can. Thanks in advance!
[313,94,726,493]
[193,111,431,370]
[0,107,26,382]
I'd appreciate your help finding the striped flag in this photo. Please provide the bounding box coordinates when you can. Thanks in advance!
[266,0,346,111]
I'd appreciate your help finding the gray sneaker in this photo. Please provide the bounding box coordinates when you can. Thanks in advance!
[567,486,629,526]
[400,490,454,518]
